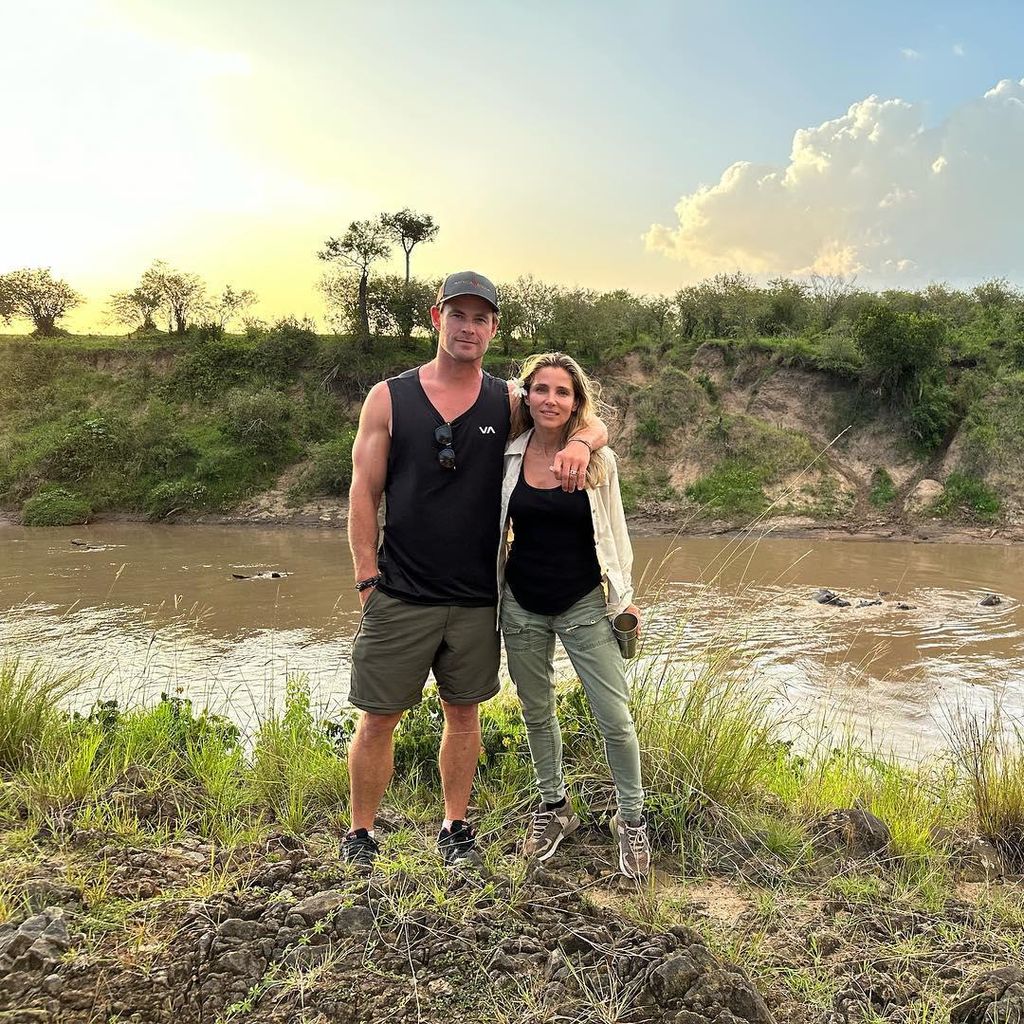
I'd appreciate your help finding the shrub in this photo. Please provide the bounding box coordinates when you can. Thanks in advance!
[854,303,947,403]
[288,429,357,502]
[931,472,1000,522]
[256,317,318,377]
[145,479,207,518]
[908,372,955,450]
[869,468,898,507]
[22,487,91,526]
[686,460,766,517]
[814,330,862,377]
[220,387,298,463]
[636,416,665,445]
[631,368,707,446]
[694,371,720,403]
[39,413,131,483]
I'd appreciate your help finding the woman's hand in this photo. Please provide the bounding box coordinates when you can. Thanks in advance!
[625,604,642,639]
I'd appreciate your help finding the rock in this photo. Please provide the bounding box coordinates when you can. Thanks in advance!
[979,593,1003,607]
[650,951,709,1001]
[906,478,944,514]
[951,966,1024,1024]
[333,906,374,937]
[289,889,350,924]
[806,930,842,956]
[216,918,262,942]
[217,948,263,977]
[958,836,1008,882]
[813,807,891,856]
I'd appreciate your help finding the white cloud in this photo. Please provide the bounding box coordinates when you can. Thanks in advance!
[645,79,1024,285]
[901,47,922,60]
[953,43,965,57]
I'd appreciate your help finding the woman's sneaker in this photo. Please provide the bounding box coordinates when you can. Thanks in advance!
[341,828,380,869]
[524,802,581,861]
[610,815,651,880]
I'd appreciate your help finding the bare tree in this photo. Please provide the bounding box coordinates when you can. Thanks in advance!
[809,272,857,329]
[0,267,83,336]
[318,219,391,345]
[108,283,163,334]
[381,209,439,283]
[140,261,207,335]
[212,285,257,330]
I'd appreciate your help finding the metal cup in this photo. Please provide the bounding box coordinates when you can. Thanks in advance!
[612,611,639,659]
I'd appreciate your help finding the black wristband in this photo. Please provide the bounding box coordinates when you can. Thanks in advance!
[355,575,382,592]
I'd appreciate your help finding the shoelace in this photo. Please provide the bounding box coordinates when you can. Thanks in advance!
[531,810,554,840]
[623,821,649,853]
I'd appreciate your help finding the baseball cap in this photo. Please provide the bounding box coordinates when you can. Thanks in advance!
[436,271,500,313]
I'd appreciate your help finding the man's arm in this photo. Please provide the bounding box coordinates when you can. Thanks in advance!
[552,413,609,492]
[348,382,391,604]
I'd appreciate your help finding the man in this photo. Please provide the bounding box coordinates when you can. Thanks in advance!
[342,270,606,868]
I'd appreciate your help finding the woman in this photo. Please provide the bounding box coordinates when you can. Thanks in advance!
[499,352,649,880]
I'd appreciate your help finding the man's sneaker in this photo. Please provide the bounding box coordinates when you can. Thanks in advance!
[341,828,379,869]
[437,820,479,866]
[610,814,651,880]
[524,802,581,861]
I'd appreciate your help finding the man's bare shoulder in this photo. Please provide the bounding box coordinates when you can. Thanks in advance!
[360,381,392,424]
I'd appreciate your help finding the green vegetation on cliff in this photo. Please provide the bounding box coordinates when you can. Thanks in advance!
[3,273,1024,527]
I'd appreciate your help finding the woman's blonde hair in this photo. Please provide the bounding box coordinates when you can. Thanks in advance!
[510,351,615,488]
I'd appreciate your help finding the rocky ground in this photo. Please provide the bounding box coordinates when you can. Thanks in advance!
[2,804,1023,1024]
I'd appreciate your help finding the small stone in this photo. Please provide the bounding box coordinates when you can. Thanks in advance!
[290,889,350,924]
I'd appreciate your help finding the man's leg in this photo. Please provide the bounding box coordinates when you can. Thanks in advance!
[438,700,481,822]
[348,709,404,831]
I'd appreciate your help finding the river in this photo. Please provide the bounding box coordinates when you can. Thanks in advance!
[1,523,1021,755]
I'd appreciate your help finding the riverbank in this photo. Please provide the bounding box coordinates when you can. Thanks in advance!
[5,501,1024,547]
[3,331,1023,536]
[1,659,1023,1021]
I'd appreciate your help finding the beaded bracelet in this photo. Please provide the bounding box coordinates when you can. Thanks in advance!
[567,436,593,454]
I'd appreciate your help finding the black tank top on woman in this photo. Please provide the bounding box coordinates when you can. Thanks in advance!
[377,367,510,606]
[505,469,602,616]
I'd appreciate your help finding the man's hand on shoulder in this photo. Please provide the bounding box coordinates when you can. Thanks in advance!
[551,439,590,492]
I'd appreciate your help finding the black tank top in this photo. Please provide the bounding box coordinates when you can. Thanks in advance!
[377,367,510,606]
[505,470,602,615]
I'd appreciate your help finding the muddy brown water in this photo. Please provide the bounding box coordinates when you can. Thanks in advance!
[1,523,1021,754]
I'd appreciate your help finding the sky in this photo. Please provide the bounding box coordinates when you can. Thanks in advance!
[2,0,1023,332]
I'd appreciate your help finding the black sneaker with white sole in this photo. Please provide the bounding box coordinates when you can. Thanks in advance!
[341,828,380,869]
[437,819,479,866]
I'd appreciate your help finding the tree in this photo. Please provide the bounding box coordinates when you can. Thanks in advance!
[139,261,207,335]
[318,219,391,345]
[212,285,257,330]
[0,267,83,336]
[108,283,163,333]
[381,208,439,283]
[372,275,436,340]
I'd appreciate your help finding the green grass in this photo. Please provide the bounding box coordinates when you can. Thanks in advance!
[929,471,1001,523]
[686,459,767,516]
[21,487,92,526]
[869,467,898,507]
[0,659,82,771]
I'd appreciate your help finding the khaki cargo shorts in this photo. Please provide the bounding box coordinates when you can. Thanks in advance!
[349,588,501,714]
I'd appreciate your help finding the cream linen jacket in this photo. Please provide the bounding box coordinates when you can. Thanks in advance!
[498,429,635,620]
